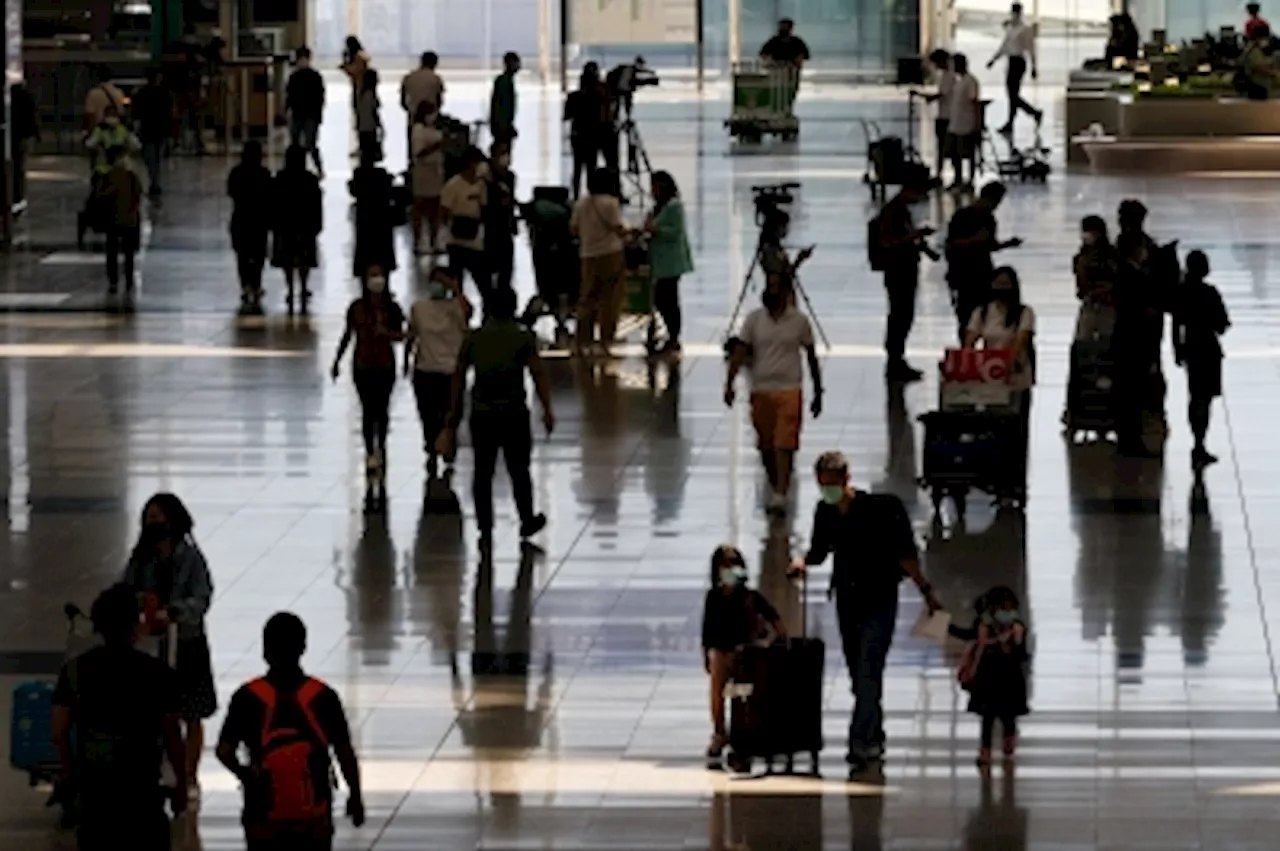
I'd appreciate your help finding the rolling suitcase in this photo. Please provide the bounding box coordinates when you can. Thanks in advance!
[727,572,824,775]
[10,682,58,781]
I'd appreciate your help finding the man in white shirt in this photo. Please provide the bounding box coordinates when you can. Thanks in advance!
[987,2,1043,135]
[724,275,824,517]
[926,49,955,181]
[440,147,491,300]
[405,266,472,476]
[402,52,445,168]
[945,54,981,190]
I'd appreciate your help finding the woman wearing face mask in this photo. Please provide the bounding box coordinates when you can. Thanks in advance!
[963,266,1036,502]
[953,586,1030,768]
[644,170,694,355]
[121,492,215,795]
[332,265,406,508]
[700,546,785,768]
[1064,216,1118,428]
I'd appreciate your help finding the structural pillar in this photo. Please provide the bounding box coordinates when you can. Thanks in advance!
[729,0,741,63]
[152,0,184,61]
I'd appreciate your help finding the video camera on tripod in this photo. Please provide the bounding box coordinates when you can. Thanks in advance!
[607,57,660,118]
[750,182,800,227]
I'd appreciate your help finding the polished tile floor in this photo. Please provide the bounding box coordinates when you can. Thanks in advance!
[4,46,1280,849]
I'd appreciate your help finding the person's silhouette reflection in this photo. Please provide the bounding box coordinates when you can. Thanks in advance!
[406,475,467,666]
[847,762,887,851]
[873,379,919,506]
[961,768,1027,851]
[645,359,691,524]
[709,788,825,850]
[453,544,553,828]
[341,512,399,666]
[573,359,625,525]
[1181,471,1225,666]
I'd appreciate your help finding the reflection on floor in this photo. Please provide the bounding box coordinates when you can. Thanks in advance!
[0,66,1279,849]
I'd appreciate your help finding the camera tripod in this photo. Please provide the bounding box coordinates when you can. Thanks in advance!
[617,117,653,207]
[725,227,832,350]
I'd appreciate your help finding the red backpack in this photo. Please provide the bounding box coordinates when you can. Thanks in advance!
[246,677,332,826]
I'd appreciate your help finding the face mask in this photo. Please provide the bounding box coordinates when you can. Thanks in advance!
[993,609,1018,625]
[719,566,747,588]
[367,276,387,294]
[992,287,1014,302]
[820,485,845,505]
[143,522,170,541]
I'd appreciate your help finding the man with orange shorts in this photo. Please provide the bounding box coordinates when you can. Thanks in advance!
[725,276,824,516]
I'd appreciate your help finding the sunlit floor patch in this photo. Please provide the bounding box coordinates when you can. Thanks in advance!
[0,343,304,358]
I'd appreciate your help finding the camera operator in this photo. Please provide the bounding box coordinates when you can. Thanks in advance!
[563,63,611,197]
[758,204,814,293]
[869,175,936,383]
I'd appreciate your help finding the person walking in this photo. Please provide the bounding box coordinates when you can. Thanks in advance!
[227,141,274,314]
[644,170,694,355]
[52,583,188,851]
[102,145,143,302]
[271,145,322,311]
[563,63,608,198]
[410,101,446,256]
[440,286,554,546]
[80,104,138,250]
[350,148,397,281]
[405,267,472,476]
[332,266,405,508]
[132,67,173,199]
[945,54,981,190]
[793,451,942,776]
[355,68,383,164]
[440,146,490,301]
[571,168,629,356]
[402,51,445,169]
[341,36,371,135]
[870,176,933,381]
[216,612,365,851]
[485,141,518,292]
[953,586,1031,767]
[120,492,216,797]
[1174,250,1231,468]
[1064,215,1118,425]
[945,181,1020,340]
[987,2,1042,135]
[286,46,326,176]
[962,266,1037,502]
[490,51,521,147]
[724,274,824,516]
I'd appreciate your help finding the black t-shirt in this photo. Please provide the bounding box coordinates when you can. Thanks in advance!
[460,319,538,414]
[803,492,918,612]
[946,204,998,287]
[52,644,180,798]
[287,67,326,119]
[761,35,811,63]
[702,588,781,651]
[131,84,174,142]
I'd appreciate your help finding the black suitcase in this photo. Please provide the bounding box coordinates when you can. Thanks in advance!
[727,574,824,776]
[1065,339,1115,432]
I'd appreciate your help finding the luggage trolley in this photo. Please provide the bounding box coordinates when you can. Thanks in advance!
[726,62,800,143]
[918,349,1026,519]
[860,119,930,202]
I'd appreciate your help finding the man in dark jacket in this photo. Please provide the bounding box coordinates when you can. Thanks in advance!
[132,67,174,197]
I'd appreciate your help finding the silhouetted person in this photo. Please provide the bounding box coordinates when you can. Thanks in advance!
[1174,250,1231,467]
[227,141,273,313]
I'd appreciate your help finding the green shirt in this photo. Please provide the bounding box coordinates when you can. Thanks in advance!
[461,318,537,413]
[649,198,694,280]
[491,73,517,128]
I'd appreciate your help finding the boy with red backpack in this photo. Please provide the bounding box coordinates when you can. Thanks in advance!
[216,612,365,849]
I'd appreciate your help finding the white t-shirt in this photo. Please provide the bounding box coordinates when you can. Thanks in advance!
[739,305,815,392]
[402,68,445,115]
[440,174,488,250]
[997,20,1036,60]
[935,70,956,121]
[411,124,445,198]
[571,194,625,259]
[967,301,1036,389]
[948,73,981,136]
[409,297,469,373]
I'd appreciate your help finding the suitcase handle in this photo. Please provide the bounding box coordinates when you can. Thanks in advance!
[786,562,810,639]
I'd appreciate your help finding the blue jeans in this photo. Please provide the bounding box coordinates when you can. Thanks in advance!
[290,115,323,172]
[836,596,898,762]
[141,140,163,194]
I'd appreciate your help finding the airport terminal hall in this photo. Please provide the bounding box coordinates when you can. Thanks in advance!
[7,0,1280,848]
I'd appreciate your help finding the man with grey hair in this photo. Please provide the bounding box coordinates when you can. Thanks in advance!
[792,450,942,775]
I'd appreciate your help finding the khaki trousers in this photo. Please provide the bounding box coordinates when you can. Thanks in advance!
[578,250,626,348]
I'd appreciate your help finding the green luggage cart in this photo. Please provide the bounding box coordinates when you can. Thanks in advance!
[726,62,800,143]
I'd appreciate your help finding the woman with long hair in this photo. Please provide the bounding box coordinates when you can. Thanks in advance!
[644,170,694,355]
[120,492,215,794]
[270,145,322,311]
[355,67,383,164]
[332,265,405,508]
[963,266,1036,502]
